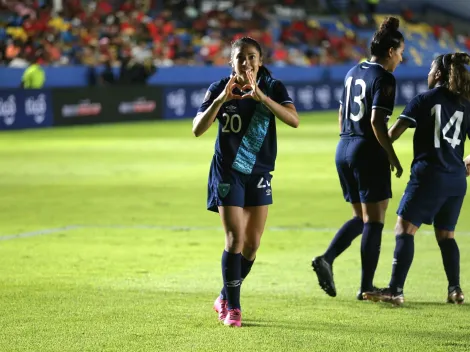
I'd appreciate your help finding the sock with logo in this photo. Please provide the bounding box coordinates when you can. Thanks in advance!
[360,222,384,291]
[324,217,364,264]
[220,255,255,300]
[221,250,242,310]
[389,233,415,294]
[438,238,460,289]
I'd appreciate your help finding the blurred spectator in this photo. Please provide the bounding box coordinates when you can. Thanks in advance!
[401,6,418,24]
[366,0,379,15]
[99,59,116,84]
[0,0,465,69]
[119,56,156,84]
[20,51,45,88]
[9,51,28,67]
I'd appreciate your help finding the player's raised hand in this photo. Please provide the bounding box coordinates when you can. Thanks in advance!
[389,155,403,178]
[241,70,267,102]
[464,155,470,177]
[217,74,243,104]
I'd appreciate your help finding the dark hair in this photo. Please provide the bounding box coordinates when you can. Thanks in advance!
[230,36,272,78]
[370,17,404,58]
[434,52,470,100]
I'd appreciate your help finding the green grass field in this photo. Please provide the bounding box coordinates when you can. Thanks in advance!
[1,111,469,352]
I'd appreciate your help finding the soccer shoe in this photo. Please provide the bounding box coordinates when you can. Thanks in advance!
[357,286,379,301]
[213,296,228,321]
[224,308,242,327]
[362,287,405,307]
[312,256,337,297]
[447,287,465,305]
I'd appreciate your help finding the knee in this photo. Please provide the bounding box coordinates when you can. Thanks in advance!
[243,234,262,259]
[435,230,454,242]
[225,230,244,252]
[395,218,417,236]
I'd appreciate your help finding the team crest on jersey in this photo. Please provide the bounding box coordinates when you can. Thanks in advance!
[218,183,230,198]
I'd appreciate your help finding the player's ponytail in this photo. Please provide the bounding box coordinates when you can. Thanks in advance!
[370,17,404,58]
[436,53,470,100]
[230,36,272,79]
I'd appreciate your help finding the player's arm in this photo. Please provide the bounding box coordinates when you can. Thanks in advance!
[388,118,412,143]
[253,75,299,128]
[192,100,224,137]
[371,109,402,177]
[192,76,239,137]
[388,95,422,143]
[261,99,299,128]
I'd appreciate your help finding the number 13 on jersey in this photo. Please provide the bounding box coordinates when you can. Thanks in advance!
[344,77,366,121]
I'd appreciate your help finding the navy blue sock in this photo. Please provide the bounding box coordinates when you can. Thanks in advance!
[389,234,415,294]
[220,255,255,300]
[324,217,364,264]
[360,222,384,291]
[438,238,460,289]
[221,250,242,310]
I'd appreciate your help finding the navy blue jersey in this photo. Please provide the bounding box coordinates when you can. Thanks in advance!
[197,75,293,175]
[399,86,470,195]
[340,61,396,141]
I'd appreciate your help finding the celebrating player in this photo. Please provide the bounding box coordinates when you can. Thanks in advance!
[363,53,470,306]
[192,37,299,327]
[312,17,405,299]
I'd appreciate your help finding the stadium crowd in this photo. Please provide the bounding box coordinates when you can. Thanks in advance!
[0,0,469,69]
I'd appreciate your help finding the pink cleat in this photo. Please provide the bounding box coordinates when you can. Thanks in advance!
[224,308,242,327]
[213,296,228,321]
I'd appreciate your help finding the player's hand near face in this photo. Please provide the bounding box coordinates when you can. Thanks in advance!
[464,155,470,177]
[242,70,267,103]
[216,74,243,104]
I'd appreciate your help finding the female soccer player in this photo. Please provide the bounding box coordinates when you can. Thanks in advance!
[192,37,299,327]
[312,17,405,299]
[364,53,470,306]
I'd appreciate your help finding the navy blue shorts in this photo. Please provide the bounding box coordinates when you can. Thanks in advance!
[397,189,465,231]
[335,137,391,204]
[207,155,273,213]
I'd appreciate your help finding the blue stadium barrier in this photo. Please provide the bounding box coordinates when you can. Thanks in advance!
[0,66,431,129]
[0,89,53,130]
[163,77,429,120]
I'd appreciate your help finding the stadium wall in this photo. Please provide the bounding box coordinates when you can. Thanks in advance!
[0,66,430,130]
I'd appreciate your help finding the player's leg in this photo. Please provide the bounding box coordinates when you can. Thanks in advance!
[355,143,394,295]
[323,203,364,265]
[434,196,465,304]
[218,205,244,326]
[207,158,245,324]
[220,173,271,327]
[239,173,272,283]
[312,139,364,297]
[359,199,388,294]
[364,189,440,305]
[240,205,268,282]
[362,216,417,306]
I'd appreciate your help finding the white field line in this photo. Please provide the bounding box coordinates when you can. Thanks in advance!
[1,224,470,241]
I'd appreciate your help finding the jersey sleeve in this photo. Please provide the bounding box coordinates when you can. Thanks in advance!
[399,94,424,128]
[270,80,294,105]
[196,81,224,115]
[372,73,396,114]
